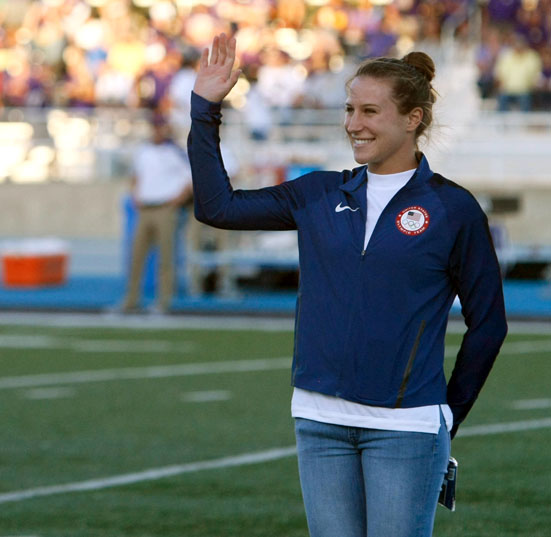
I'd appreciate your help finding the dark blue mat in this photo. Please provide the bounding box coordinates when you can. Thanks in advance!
[0,276,297,314]
[0,276,549,318]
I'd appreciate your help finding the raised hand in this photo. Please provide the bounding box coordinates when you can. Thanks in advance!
[193,33,241,103]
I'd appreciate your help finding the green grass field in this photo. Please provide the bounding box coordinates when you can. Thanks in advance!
[1,315,550,536]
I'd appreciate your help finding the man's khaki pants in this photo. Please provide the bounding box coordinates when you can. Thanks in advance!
[123,204,178,311]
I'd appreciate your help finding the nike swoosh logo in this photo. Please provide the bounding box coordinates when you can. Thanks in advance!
[335,202,360,213]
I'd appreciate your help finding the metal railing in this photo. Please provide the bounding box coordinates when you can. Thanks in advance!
[1,105,550,185]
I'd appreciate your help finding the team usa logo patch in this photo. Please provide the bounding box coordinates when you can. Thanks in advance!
[396,206,430,236]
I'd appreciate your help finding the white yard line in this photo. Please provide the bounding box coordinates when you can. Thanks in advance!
[497,340,551,354]
[181,390,232,403]
[501,321,551,335]
[0,335,195,354]
[0,312,296,332]
[1,312,551,335]
[0,446,297,505]
[3,334,549,356]
[0,335,60,348]
[71,340,195,354]
[1,338,547,392]
[0,357,291,390]
[455,417,551,437]
[22,387,76,400]
[1,417,550,505]
[511,398,551,410]
[444,339,551,358]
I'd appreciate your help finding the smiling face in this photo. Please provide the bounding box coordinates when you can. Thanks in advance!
[344,75,421,174]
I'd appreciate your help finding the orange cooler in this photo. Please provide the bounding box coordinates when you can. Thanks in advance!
[1,239,69,287]
[2,254,67,287]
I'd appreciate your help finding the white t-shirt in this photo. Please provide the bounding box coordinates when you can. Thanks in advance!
[292,167,453,434]
[133,141,192,205]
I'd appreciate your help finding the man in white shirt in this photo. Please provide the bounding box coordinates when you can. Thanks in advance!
[122,116,192,313]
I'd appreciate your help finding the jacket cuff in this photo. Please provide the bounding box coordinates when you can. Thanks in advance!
[190,91,222,122]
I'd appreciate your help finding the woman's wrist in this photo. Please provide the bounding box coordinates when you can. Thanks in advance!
[191,90,222,105]
[191,87,224,104]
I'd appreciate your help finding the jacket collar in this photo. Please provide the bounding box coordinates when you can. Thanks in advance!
[339,165,366,193]
[339,153,433,193]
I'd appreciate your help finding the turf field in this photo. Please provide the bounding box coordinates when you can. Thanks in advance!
[0,314,550,537]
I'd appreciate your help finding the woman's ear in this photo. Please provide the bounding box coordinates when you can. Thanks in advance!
[407,107,423,132]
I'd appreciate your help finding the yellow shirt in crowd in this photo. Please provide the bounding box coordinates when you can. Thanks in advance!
[495,48,543,94]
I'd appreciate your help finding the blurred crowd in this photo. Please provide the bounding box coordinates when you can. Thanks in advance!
[477,0,551,111]
[0,0,550,117]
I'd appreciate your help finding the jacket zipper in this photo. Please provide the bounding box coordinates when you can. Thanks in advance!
[395,320,426,408]
[359,170,417,259]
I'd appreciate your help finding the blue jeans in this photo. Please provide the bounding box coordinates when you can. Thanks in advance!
[497,92,532,112]
[295,414,450,537]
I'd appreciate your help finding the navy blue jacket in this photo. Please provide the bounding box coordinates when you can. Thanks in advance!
[188,92,507,437]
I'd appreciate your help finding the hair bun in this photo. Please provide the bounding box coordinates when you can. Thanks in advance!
[402,52,436,82]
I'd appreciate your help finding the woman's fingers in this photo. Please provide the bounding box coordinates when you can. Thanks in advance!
[199,47,209,70]
[229,67,241,87]
[227,36,236,65]
[218,33,227,66]
[210,35,220,65]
